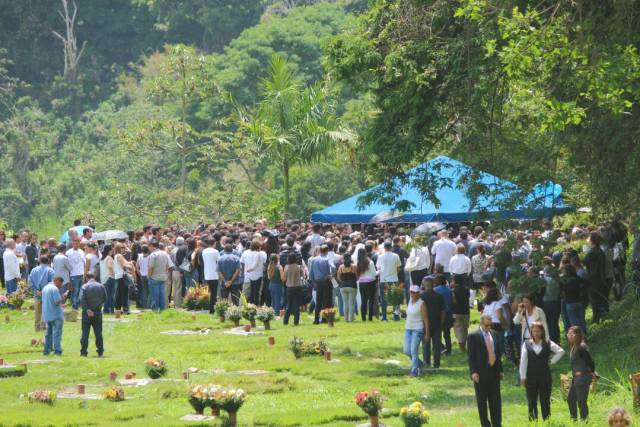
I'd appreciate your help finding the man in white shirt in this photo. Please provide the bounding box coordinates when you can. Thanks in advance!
[2,239,21,294]
[376,241,401,321]
[66,237,86,310]
[201,239,220,313]
[240,240,267,305]
[306,223,325,253]
[449,244,472,288]
[431,230,457,280]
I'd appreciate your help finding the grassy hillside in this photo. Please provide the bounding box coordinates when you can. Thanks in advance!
[0,295,638,426]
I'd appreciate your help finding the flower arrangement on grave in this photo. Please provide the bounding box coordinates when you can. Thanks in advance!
[320,307,338,326]
[8,290,26,310]
[256,305,275,329]
[225,305,243,326]
[0,295,8,309]
[355,390,384,427]
[400,401,430,427]
[144,357,167,379]
[289,336,328,358]
[103,387,125,402]
[218,387,246,425]
[215,299,231,321]
[28,389,56,405]
[189,384,209,414]
[241,303,258,327]
[184,287,210,310]
[355,390,383,416]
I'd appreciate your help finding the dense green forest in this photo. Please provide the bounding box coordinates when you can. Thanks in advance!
[0,0,639,233]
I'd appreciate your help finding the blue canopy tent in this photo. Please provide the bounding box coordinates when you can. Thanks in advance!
[310,156,568,224]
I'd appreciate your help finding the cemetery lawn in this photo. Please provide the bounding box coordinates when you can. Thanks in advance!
[0,297,638,427]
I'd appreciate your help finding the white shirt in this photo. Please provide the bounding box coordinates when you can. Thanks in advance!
[483,301,503,324]
[240,250,267,281]
[86,253,99,275]
[519,340,565,380]
[431,238,457,272]
[137,254,149,277]
[449,254,472,275]
[376,251,401,283]
[66,248,86,277]
[305,233,325,252]
[405,298,424,331]
[407,246,431,271]
[201,247,220,281]
[3,248,21,281]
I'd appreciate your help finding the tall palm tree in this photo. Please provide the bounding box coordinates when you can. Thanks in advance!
[241,54,354,214]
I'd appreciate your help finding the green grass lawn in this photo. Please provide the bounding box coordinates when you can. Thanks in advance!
[0,296,638,427]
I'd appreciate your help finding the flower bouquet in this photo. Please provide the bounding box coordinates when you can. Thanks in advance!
[0,295,8,309]
[289,336,328,358]
[8,290,26,310]
[225,305,243,326]
[205,384,225,416]
[144,357,167,379]
[189,384,209,414]
[28,389,56,405]
[242,303,258,327]
[218,387,246,426]
[214,299,231,322]
[400,401,430,427]
[355,390,384,427]
[320,307,338,326]
[103,387,125,402]
[256,305,275,330]
[184,287,210,311]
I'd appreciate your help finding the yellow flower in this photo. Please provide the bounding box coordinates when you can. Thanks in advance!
[400,407,408,415]
[422,410,430,418]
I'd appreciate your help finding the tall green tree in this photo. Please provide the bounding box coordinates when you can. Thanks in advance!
[241,54,353,214]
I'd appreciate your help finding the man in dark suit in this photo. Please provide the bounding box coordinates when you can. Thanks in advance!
[467,313,503,427]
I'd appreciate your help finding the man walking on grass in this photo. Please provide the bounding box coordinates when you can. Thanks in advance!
[79,273,107,357]
[468,313,504,427]
[42,276,69,356]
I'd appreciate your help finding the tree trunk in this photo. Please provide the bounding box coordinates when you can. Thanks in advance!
[283,160,290,215]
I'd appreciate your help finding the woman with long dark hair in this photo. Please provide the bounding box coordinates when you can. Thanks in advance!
[338,253,358,322]
[267,253,284,313]
[567,326,597,421]
[518,321,564,421]
[356,248,377,321]
[100,244,115,313]
[113,243,133,314]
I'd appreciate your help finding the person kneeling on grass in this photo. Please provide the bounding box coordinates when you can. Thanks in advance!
[79,273,107,357]
[403,285,429,377]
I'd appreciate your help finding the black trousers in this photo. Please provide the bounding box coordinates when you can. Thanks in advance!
[206,280,218,313]
[410,268,430,288]
[526,378,551,420]
[249,279,262,304]
[114,277,128,311]
[80,310,104,356]
[314,280,333,323]
[423,325,442,368]
[474,373,502,427]
[359,283,376,321]
[568,375,590,420]
[442,312,453,354]
[221,285,241,305]
[284,287,301,325]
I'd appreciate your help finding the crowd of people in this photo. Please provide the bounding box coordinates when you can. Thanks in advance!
[0,217,637,426]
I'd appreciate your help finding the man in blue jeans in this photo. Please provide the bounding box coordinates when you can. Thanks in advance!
[376,241,401,321]
[147,241,171,312]
[2,239,21,294]
[42,276,69,356]
[79,274,106,357]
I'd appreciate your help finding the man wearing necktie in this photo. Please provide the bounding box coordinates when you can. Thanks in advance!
[468,313,504,427]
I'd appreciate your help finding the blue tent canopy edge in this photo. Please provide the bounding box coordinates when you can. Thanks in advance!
[310,156,570,224]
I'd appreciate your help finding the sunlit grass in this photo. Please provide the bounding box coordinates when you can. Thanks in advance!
[0,296,637,426]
